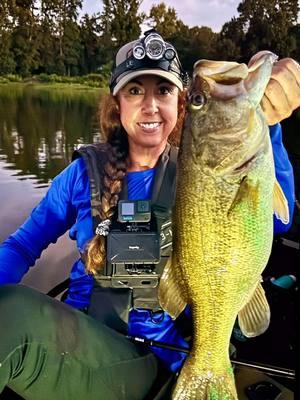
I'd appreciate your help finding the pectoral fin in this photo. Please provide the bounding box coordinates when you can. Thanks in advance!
[158,254,187,319]
[238,282,270,337]
[227,177,259,216]
[273,179,290,225]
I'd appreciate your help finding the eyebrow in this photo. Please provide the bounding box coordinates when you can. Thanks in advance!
[128,78,175,86]
[128,79,142,85]
[157,78,175,86]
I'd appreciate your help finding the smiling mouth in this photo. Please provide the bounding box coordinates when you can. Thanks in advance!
[138,122,162,129]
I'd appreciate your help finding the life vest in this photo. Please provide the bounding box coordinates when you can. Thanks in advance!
[72,142,178,334]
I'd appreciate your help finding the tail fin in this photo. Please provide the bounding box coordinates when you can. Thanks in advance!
[172,359,238,400]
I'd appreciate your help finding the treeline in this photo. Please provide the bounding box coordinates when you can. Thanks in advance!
[0,0,299,79]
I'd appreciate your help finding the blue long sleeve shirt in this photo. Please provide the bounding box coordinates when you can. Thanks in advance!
[0,124,295,372]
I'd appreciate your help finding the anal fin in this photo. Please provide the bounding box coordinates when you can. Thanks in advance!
[238,282,270,338]
[158,254,187,319]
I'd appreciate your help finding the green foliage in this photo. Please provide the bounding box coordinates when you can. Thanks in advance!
[9,1,40,76]
[79,14,102,74]
[0,74,23,83]
[0,47,16,74]
[37,73,63,83]
[218,0,300,62]
[0,4,16,74]
[101,0,145,48]
[288,24,300,61]
[35,73,108,87]
[147,3,179,38]
[146,5,219,73]
[3,74,22,82]
[0,0,299,78]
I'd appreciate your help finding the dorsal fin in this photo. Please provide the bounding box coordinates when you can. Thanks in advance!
[245,51,277,107]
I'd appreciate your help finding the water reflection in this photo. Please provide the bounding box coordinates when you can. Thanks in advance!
[0,84,103,292]
[0,83,103,185]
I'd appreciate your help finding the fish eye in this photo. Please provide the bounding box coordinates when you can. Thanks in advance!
[189,92,206,109]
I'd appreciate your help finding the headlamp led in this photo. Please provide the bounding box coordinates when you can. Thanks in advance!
[164,48,176,60]
[132,45,146,60]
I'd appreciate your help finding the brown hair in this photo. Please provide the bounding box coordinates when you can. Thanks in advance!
[85,90,186,275]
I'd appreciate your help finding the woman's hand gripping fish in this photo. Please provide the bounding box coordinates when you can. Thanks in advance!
[158,52,290,399]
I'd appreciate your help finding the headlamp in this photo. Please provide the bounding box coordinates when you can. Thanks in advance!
[132,31,176,61]
[144,32,166,60]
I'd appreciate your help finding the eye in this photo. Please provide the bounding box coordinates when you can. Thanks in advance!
[158,85,174,95]
[188,92,206,109]
[129,86,143,95]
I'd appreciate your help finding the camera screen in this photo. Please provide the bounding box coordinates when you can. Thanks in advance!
[121,202,134,216]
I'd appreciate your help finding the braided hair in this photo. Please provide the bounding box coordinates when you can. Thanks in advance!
[85,90,186,275]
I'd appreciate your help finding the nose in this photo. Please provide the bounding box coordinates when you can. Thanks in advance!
[141,92,158,115]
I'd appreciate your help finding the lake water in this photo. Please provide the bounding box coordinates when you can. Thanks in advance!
[0,84,102,291]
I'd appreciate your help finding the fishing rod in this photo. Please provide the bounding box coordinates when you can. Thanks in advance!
[231,359,295,379]
[126,335,295,379]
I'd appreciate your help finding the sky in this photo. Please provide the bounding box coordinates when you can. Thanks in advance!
[80,0,241,33]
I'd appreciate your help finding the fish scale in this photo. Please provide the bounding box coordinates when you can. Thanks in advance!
[158,52,284,399]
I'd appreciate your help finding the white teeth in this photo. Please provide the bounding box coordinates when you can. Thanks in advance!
[139,122,161,129]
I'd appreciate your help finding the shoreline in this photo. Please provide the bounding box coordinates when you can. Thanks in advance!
[0,81,108,91]
[0,73,109,92]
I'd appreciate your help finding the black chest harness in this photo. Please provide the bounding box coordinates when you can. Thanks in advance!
[73,143,178,334]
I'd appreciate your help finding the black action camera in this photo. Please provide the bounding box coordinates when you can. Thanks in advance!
[106,200,161,265]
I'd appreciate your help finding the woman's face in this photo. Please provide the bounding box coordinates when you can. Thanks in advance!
[116,75,179,151]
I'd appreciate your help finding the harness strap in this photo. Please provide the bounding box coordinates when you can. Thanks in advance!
[73,142,110,233]
[73,142,178,323]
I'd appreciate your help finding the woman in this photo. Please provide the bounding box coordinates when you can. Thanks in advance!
[0,30,298,400]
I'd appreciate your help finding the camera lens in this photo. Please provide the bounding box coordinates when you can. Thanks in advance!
[137,201,150,212]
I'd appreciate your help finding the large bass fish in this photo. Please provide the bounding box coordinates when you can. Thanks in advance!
[158,52,289,399]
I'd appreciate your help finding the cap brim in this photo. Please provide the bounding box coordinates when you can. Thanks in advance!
[112,69,183,95]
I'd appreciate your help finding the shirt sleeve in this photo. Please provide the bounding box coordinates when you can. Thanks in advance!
[269,123,295,235]
[0,159,84,284]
